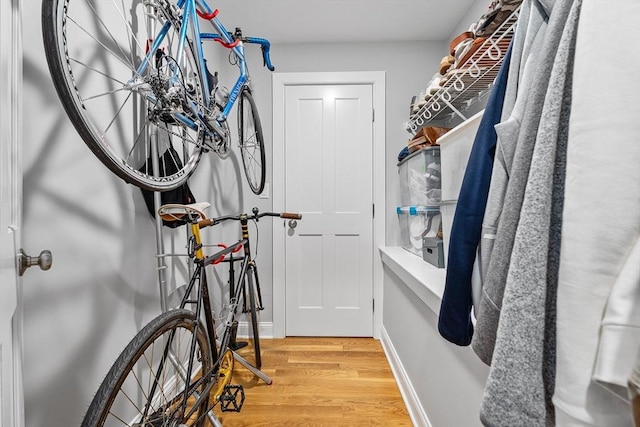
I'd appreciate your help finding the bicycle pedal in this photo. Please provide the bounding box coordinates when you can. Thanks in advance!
[219,384,245,412]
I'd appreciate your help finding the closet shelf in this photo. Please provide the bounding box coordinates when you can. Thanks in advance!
[407,6,520,134]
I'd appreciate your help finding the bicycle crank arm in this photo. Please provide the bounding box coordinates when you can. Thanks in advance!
[202,116,229,146]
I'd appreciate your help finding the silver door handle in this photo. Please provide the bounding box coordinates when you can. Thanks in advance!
[19,249,53,276]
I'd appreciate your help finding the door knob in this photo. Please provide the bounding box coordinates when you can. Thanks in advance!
[19,249,53,276]
[288,219,298,229]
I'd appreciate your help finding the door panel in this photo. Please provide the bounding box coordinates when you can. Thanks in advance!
[284,84,373,336]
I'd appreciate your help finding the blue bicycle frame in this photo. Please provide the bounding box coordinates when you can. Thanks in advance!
[133,0,274,133]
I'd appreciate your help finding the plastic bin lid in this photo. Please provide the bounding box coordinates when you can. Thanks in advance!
[396,145,441,167]
[396,206,440,215]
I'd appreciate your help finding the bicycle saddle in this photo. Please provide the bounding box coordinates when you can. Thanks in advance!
[158,202,211,222]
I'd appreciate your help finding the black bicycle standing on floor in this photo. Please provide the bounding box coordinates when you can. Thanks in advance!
[81,205,301,426]
[42,0,273,194]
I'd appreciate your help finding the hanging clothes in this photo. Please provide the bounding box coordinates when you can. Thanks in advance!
[437,41,513,346]
[477,0,580,425]
[472,0,552,364]
[552,1,640,425]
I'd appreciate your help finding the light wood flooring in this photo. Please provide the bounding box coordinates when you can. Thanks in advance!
[211,337,413,426]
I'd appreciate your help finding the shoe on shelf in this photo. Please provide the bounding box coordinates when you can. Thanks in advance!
[426,73,443,97]
[439,55,455,75]
[454,36,488,69]
[449,30,475,56]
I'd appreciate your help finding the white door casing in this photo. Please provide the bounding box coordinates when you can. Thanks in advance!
[272,72,386,338]
[0,1,24,426]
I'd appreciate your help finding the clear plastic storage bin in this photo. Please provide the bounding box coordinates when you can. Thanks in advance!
[398,147,442,207]
[436,110,483,202]
[397,206,442,259]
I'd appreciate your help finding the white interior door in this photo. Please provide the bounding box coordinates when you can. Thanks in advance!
[0,1,24,425]
[282,83,374,336]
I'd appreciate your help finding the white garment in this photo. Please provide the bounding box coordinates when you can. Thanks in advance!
[553,1,640,426]
[593,237,640,399]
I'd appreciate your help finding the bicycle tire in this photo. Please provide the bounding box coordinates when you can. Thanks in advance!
[41,0,206,191]
[245,263,262,369]
[238,89,266,195]
[81,309,213,427]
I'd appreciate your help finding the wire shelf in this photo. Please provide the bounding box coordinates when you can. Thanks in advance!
[407,6,520,134]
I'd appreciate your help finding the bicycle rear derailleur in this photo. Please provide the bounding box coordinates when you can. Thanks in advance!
[219,384,245,412]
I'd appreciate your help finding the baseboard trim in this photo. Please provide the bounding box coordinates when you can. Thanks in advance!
[236,321,273,339]
[380,326,432,427]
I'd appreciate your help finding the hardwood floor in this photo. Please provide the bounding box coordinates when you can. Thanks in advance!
[212,337,413,426]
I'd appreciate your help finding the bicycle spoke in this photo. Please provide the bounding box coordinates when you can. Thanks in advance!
[142,342,157,415]
[103,91,134,136]
[114,384,145,420]
[66,15,137,74]
[242,142,259,159]
[241,144,261,182]
[68,58,129,90]
[242,131,259,145]
[118,0,136,68]
[86,0,143,68]
[105,411,129,426]
[108,0,150,61]
[83,85,133,104]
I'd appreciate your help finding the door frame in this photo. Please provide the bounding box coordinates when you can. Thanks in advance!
[0,0,25,425]
[272,71,386,339]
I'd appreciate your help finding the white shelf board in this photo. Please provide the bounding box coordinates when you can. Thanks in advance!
[379,246,446,315]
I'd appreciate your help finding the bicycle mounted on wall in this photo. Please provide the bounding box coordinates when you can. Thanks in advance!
[42,0,273,194]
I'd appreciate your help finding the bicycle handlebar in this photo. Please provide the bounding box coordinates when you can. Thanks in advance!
[244,37,275,71]
[280,212,301,220]
[202,31,275,71]
[198,209,301,229]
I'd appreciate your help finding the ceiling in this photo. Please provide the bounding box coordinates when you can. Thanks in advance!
[209,0,475,44]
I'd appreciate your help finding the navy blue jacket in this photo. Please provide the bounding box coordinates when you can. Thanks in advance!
[438,42,513,346]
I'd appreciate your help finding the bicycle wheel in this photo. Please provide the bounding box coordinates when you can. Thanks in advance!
[244,263,262,369]
[42,0,207,191]
[238,89,266,195]
[82,309,214,427]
